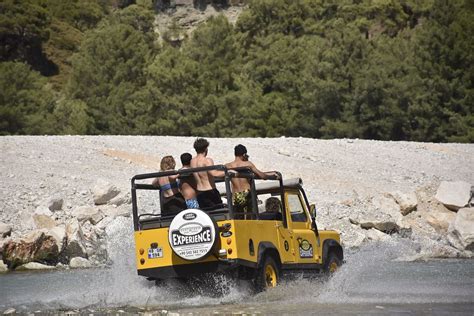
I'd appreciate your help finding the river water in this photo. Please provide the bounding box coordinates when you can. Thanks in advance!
[1,218,473,315]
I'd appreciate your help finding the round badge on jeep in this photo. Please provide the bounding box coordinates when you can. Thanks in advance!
[169,209,216,261]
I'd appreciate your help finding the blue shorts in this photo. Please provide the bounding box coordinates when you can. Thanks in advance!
[186,198,199,209]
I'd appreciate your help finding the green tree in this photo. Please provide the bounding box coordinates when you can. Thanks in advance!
[0,0,56,75]
[40,0,109,32]
[409,0,474,142]
[0,62,55,134]
[53,98,92,134]
[67,11,153,134]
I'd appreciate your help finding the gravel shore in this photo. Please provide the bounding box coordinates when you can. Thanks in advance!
[1,136,473,259]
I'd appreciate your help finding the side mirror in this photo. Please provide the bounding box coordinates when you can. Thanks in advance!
[310,204,317,218]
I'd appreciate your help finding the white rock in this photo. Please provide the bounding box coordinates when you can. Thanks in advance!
[342,229,366,248]
[69,257,92,269]
[448,207,474,251]
[0,260,8,273]
[0,222,12,238]
[73,206,104,225]
[435,181,471,211]
[108,192,131,206]
[33,214,57,229]
[390,191,417,215]
[95,216,114,230]
[372,195,401,214]
[19,210,35,231]
[16,262,55,271]
[93,179,120,205]
[365,228,391,242]
[356,195,405,233]
[48,225,67,252]
[3,308,16,315]
[34,205,53,216]
[64,219,87,259]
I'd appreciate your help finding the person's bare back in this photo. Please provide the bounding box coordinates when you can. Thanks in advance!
[191,138,223,209]
[226,144,271,193]
[225,159,254,193]
[190,154,216,191]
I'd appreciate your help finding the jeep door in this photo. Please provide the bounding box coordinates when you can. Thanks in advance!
[285,190,320,265]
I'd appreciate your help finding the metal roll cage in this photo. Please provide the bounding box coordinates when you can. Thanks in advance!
[131,165,284,231]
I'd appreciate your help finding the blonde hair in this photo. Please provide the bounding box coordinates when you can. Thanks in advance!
[160,155,176,171]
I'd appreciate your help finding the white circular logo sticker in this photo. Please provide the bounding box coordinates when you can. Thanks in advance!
[168,209,216,261]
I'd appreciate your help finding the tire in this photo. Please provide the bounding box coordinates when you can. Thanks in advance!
[323,251,342,273]
[254,255,280,292]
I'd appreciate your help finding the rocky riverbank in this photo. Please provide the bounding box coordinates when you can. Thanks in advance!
[0,136,473,272]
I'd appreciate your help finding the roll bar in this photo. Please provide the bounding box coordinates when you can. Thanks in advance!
[131,165,286,230]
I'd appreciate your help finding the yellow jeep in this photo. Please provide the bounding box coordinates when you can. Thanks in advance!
[131,165,343,291]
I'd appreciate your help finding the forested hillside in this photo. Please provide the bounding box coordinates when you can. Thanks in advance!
[1,0,472,142]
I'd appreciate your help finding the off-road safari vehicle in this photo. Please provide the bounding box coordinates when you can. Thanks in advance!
[131,166,343,291]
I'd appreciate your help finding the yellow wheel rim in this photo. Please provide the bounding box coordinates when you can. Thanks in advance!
[329,261,338,273]
[265,264,277,287]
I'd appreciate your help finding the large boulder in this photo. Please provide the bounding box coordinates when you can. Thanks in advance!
[62,219,87,260]
[0,222,12,238]
[73,206,104,225]
[93,179,120,205]
[389,191,417,216]
[435,181,471,211]
[424,205,456,232]
[448,207,474,251]
[2,230,60,269]
[350,195,407,234]
[33,214,57,229]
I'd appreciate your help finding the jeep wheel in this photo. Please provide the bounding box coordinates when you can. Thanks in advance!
[324,251,342,273]
[254,256,279,291]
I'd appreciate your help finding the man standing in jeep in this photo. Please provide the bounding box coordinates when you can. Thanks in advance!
[226,144,277,218]
[191,138,223,209]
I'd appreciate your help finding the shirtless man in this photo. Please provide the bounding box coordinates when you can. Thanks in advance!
[190,138,223,209]
[225,144,278,218]
[178,152,199,209]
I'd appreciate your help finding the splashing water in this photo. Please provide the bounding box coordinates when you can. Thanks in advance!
[0,219,473,313]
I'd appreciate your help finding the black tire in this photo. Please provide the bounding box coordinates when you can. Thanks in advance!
[323,251,342,273]
[254,255,280,292]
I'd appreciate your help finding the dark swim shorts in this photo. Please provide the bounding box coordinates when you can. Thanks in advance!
[197,188,222,210]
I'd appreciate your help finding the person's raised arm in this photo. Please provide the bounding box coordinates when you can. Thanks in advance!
[207,157,225,178]
[247,162,280,180]
[248,162,270,180]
